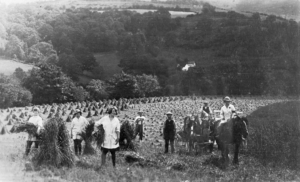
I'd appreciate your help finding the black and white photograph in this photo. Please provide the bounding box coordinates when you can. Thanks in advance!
[0,0,299,181]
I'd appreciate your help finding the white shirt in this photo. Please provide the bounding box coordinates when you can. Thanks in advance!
[95,115,120,149]
[220,104,236,122]
[134,116,146,125]
[70,116,88,140]
[27,115,44,141]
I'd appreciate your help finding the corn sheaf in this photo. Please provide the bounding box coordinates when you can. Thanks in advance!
[32,117,74,168]
[15,122,38,136]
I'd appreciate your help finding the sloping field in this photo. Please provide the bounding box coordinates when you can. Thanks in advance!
[0,97,300,181]
[0,59,35,75]
[247,101,300,169]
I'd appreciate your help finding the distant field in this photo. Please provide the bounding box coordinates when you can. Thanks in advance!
[0,59,35,75]
[94,52,122,79]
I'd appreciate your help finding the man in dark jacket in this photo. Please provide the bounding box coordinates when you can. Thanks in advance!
[163,111,176,153]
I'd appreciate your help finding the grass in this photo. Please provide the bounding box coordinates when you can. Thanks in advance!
[0,98,300,181]
[0,59,35,75]
[247,101,300,169]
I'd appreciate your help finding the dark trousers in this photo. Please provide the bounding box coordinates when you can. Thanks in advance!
[25,141,39,156]
[135,125,143,140]
[101,147,118,167]
[164,139,175,153]
[73,139,82,155]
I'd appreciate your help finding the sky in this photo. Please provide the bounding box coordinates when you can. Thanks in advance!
[0,0,240,5]
[0,0,52,4]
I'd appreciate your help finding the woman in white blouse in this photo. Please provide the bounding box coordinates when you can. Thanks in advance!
[70,109,88,156]
[95,107,120,167]
[216,96,236,136]
[26,107,44,156]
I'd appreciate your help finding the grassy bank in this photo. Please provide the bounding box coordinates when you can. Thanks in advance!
[247,101,300,169]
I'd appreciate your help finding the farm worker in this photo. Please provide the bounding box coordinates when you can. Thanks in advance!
[200,100,212,119]
[70,109,88,156]
[25,107,44,156]
[134,110,146,141]
[163,111,176,153]
[216,96,236,136]
[95,107,120,167]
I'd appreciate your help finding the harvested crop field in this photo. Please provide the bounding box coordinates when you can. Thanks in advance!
[0,97,299,181]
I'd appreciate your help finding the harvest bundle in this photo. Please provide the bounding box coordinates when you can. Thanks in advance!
[120,120,136,151]
[14,122,38,135]
[81,119,96,155]
[93,124,105,149]
[32,118,74,168]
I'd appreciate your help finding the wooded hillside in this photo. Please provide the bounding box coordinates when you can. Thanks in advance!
[0,3,299,107]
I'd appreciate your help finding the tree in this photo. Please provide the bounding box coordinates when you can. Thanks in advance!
[106,72,139,99]
[27,42,59,64]
[74,44,98,71]
[71,86,89,102]
[86,79,108,100]
[38,23,54,41]
[202,2,216,14]
[13,67,27,81]
[0,22,7,52]
[136,74,161,97]
[5,35,25,59]
[22,63,78,104]
[57,53,81,80]
[0,74,32,108]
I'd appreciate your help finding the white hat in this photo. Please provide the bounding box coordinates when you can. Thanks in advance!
[223,96,231,102]
[166,111,173,115]
[33,107,40,112]
[74,109,82,115]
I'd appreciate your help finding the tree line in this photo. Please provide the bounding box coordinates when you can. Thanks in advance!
[0,3,298,108]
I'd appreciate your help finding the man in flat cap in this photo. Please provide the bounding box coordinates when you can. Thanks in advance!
[134,110,146,142]
[163,111,176,153]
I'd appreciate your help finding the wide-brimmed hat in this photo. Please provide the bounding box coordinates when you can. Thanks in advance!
[203,100,209,104]
[74,109,82,115]
[138,110,144,113]
[33,107,40,112]
[223,96,231,102]
[166,111,173,115]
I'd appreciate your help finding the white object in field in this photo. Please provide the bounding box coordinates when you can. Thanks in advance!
[182,62,196,71]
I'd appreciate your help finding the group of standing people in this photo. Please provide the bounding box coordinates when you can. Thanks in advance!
[25,96,237,167]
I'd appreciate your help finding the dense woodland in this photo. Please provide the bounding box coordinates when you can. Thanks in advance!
[0,3,299,108]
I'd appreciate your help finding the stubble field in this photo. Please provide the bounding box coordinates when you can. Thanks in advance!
[0,97,299,182]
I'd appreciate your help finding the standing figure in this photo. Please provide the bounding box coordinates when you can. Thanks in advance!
[200,100,212,119]
[95,107,120,167]
[217,96,236,136]
[134,110,146,141]
[163,112,176,153]
[70,109,88,156]
[25,107,44,156]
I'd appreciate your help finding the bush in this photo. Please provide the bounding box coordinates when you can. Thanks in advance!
[247,101,300,169]
[86,79,108,101]
[0,74,32,108]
